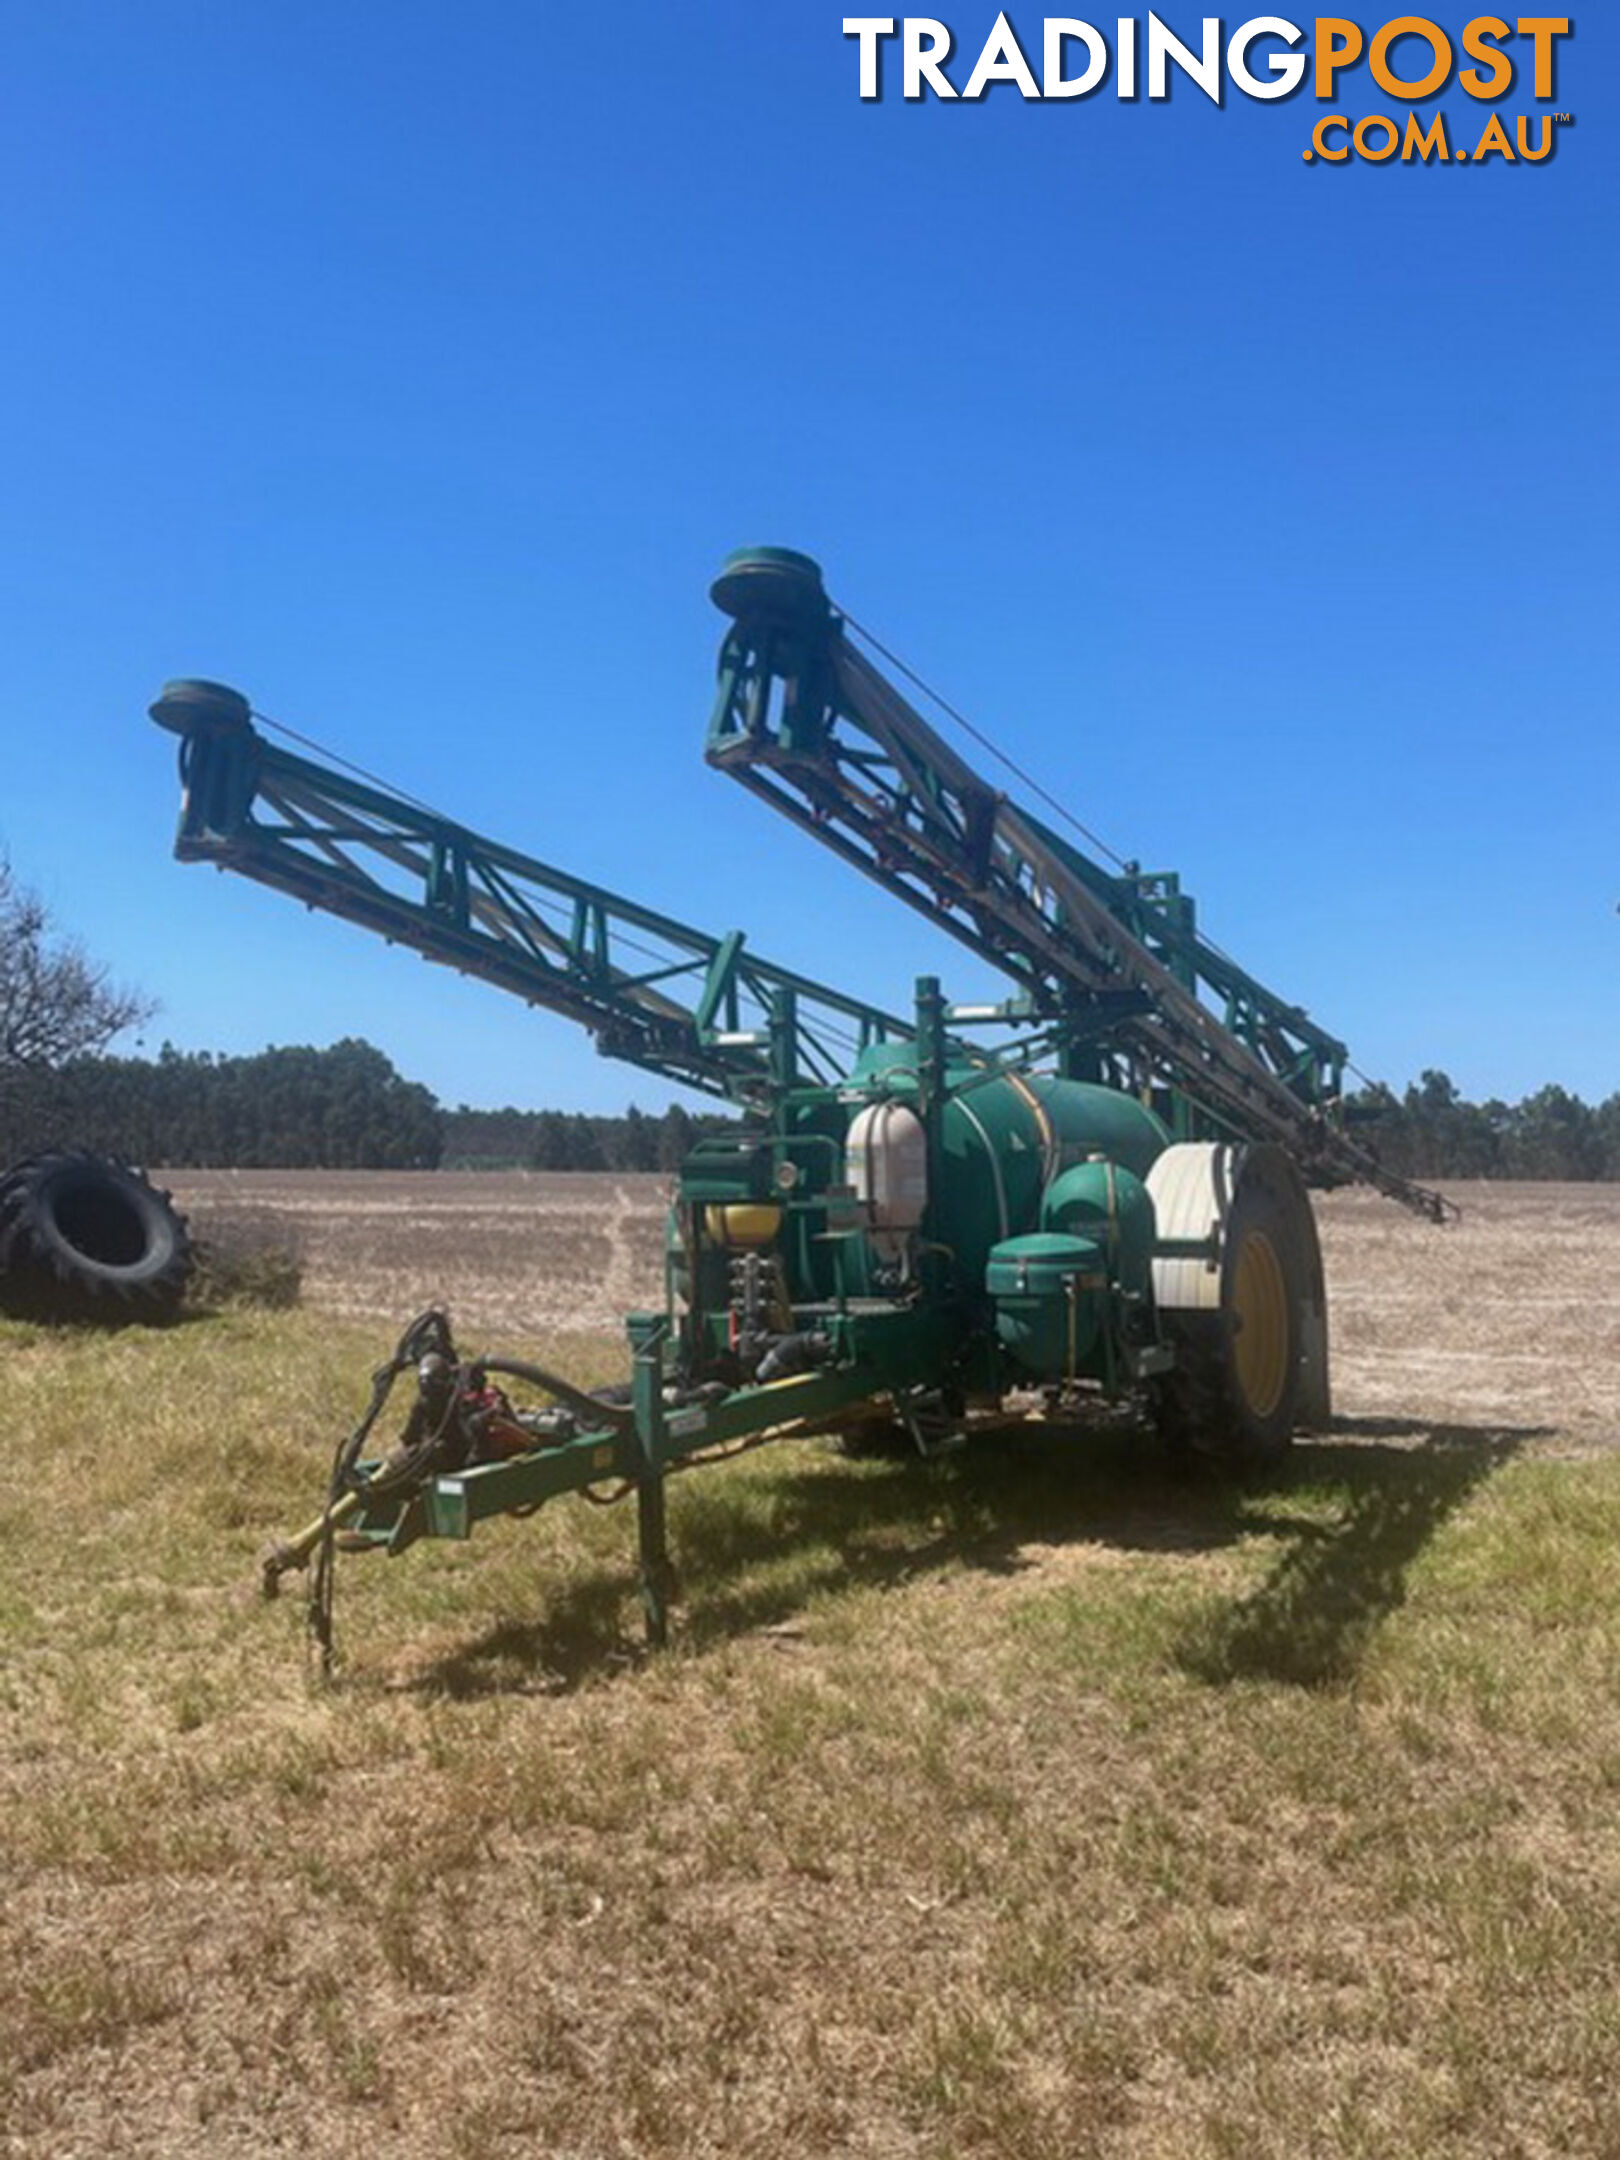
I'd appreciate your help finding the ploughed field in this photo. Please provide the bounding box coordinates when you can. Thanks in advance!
[6,1174,1620,2159]
[170,1167,672,1338]
[166,1168,1620,1446]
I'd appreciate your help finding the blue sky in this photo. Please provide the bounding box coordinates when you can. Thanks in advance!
[1,6,1611,1112]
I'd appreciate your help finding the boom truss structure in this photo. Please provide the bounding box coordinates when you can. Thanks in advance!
[705,548,1445,1218]
[150,679,910,1107]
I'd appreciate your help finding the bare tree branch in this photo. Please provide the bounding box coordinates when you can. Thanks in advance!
[0,856,155,1069]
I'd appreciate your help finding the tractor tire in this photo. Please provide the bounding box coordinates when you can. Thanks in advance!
[1145,1142,1328,1465]
[0,1152,193,1325]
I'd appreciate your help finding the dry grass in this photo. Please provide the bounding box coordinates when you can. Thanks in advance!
[4,1178,1620,2156]
[184,1204,307,1312]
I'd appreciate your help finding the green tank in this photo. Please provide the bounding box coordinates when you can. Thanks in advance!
[852,1042,1167,1284]
[939,1068,1165,1275]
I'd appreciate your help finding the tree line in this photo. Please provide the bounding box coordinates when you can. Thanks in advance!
[441,1100,711,1172]
[4,1039,1620,1180]
[1344,1071,1620,1183]
[0,1039,725,1172]
[0,1041,444,1169]
[5,855,1616,1181]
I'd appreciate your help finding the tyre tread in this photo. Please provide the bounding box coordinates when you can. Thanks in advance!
[0,1151,193,1324]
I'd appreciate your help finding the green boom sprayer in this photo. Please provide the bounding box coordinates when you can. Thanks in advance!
[151,549,1447,1659]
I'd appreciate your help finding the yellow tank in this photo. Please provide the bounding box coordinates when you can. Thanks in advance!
[702,1203,783,1248]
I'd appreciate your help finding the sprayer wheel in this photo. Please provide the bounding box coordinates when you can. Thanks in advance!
[0,1152,193,1325]
[1146,1142,1326,1466]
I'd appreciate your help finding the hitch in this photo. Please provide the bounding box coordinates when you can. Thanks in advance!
[261,1490,365,1599]
[263,1308,654,1668]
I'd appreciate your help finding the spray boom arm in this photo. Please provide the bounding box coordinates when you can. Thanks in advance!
[705,549,1445,1219]
[149,679,910,1106]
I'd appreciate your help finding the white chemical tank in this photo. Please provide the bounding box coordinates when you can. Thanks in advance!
[846,1099,929,1265]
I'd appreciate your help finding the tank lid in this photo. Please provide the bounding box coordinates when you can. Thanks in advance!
[710,547,829,628]
[150,679,253,738]
[986,1232,1103,1296]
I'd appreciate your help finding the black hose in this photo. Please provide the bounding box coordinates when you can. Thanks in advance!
[477,1358,636,1435]
[305,1317,638,1673]
[309,1308,457,1671]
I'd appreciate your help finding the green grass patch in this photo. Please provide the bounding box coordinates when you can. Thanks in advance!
[2,1311,1618,2154]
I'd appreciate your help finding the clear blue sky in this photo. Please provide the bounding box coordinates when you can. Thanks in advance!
[1,6,1612,1112]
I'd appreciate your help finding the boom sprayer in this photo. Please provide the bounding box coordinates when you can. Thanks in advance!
[151,550,1447,1663]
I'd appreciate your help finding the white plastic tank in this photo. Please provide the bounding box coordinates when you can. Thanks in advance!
[846,1099,929,1265]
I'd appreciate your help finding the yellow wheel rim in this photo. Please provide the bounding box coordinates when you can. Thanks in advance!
[1230,1227,1290,1420]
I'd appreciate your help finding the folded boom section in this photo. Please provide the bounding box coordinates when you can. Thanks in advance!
[705,547,1445,1219]
[150,678,910,1106]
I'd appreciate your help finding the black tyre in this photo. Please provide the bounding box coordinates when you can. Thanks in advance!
[0,1152,193,1324]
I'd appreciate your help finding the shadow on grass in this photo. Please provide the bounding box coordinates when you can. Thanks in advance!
[419,1574,636,1698]
[0,1303,224,1337]
[409,1409,1549,1697]
[1175,1419,1547,1689]
[411,1417,1230,1695]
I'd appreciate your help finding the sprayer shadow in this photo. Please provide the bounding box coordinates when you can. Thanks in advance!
[409,1410,1546,1698]
[1174,1419,1542,1689]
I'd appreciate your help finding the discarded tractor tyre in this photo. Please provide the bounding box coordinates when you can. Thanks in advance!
[0,1152,193,1325]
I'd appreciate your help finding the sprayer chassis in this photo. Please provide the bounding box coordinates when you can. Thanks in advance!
[307,1315,955,1644]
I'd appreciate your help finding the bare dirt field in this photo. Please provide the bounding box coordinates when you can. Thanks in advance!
[1318,1180,1620,1449]
[167,1170,1620,1450]
[169,1168,670,1336]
